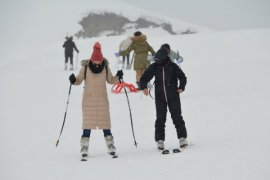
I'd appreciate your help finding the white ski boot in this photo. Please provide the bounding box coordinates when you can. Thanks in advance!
[156,140,165,150]
[179,137,188,148]
[70,64,74,70]
[64,63,68,70]
[105,135,117,157]
[80,137,89,161]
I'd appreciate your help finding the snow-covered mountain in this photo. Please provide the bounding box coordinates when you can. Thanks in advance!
[1,0,270,180]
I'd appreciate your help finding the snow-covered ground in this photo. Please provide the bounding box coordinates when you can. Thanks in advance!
[1,0,270,180]
[1,28,270,180]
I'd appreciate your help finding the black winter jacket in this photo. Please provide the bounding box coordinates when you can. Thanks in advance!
[63,39,79,54]
[140,59,187,102]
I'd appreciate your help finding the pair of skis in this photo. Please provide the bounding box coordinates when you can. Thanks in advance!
[81,152,118,161]
[81,145,189,160]
[161,148,181,155]
[160,144,188,155]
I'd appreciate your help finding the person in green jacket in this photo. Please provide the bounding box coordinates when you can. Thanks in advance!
[120,31,155,89]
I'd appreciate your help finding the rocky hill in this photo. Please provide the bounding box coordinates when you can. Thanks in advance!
[74,12,196,38]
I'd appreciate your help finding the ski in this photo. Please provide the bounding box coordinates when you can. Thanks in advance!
[161,148,181,155]
[109,152,118,158]
[180,144,188,148]
[81,153,88,161]
[172,148,181,153]
[161,149,170,154]
[81,152,118,161]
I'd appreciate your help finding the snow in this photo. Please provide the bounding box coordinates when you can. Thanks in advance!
[1,0,270,180]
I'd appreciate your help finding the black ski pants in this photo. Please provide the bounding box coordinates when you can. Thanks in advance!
[155,97,187,141]
[65,52,74,65]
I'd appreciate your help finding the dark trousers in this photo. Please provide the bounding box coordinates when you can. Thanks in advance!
[65,53,73,65]
[122,54,130,68]
[82,129,112,137]
[155,97,187,141]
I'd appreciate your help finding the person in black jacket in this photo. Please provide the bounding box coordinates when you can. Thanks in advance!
[140,44,188,150]
[63,36,79,70]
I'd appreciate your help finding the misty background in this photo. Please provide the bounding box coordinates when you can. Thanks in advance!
[0,0,269,65]
[119,0,270,30]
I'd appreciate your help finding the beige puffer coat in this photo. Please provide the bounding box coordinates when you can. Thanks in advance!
[74,59,118,129]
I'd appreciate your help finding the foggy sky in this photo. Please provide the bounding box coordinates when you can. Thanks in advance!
[119,0,270,30]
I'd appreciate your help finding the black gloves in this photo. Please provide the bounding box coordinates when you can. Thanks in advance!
[69,73,76,84]
[116,70,123,80]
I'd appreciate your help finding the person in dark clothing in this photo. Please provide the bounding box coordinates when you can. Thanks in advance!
[140,44,188,150]
[63,36,79,70]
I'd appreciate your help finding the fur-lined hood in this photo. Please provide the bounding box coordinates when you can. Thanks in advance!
[131,34,147,42]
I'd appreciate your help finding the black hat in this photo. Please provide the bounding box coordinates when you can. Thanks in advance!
[161,43,171,52]
[154,47,169,66]
[155,47,169,61]
[134,31,142,36]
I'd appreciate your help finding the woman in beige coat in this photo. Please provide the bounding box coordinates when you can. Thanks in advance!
[69,42,123,160]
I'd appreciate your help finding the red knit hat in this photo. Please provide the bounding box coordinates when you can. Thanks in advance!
[90,42,103,62]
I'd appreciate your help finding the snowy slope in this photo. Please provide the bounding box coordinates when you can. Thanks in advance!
[1,29,270,180]
[1,0,270,179]
[0,0,213,69]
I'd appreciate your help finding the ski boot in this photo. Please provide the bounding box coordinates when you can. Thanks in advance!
[70,64,74,71]
[105,135,117,157]
[80,137,89,161]
[64,63,68,70]
[179,137,188,148]
[136,82,141,90]
[156,140,165,150]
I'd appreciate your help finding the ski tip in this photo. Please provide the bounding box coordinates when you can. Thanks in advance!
[55,140,59,147]
[162,150,170,155]
[109,152,118,158]
[173,149,181,153]
[180,144,188,148]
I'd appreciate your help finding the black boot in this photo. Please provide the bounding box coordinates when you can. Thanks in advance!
[136,82,141,90]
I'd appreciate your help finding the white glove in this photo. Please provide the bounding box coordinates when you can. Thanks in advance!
[147,55,154,62]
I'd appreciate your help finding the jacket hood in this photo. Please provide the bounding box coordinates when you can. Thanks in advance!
[131,34,147,42]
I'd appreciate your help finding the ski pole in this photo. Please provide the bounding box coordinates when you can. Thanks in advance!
[75,53,78,70]
[129,53,135,69]
[56,83,72,147]
[119,76,138,147]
